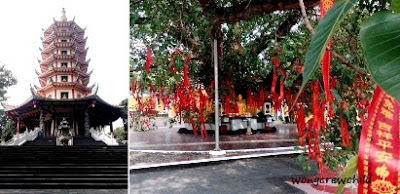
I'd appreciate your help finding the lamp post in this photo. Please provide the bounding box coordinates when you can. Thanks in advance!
[209,38,226,156]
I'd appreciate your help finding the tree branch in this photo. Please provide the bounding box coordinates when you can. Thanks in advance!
[298,0,372,80]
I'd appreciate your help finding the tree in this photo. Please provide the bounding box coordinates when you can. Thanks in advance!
[1,119,16,142]
[114,127,127,141]
[119,98,128,131]
[0,65,17,140]
[0,65,17,102]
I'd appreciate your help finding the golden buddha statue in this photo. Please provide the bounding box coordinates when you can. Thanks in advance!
[236,94,247,116]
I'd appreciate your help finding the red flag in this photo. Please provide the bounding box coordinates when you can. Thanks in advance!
[145,48,152,72]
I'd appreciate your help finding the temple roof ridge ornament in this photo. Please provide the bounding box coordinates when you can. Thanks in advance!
[94,84,99,95]
[1,102,17,111]
[72,16,75,21]
[29,84,36,95]
[35,70,41,76]
[61,8,67,22]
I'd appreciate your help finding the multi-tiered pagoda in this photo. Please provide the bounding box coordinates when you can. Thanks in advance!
[3,9,121,141]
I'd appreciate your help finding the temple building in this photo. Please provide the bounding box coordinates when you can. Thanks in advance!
[2,9,122,144]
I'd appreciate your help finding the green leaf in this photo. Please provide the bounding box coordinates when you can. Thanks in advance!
[360,12,400,103]
[300,0,356,91]
[393,0,400,13]
[335,155,358,194]
[331,89,342,101]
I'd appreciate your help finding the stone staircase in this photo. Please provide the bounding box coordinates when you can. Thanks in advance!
[0,145,127,189]
[23,136,56,146]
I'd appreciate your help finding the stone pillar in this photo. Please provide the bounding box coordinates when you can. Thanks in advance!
[109,122,113,133]
[52,111,57,136]
[84,109,90,136]
[39,109,44,132]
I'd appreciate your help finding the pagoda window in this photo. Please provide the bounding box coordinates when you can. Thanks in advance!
[61,50,68,55]
[61,62,68,67]
[61,39,67,42]
[61,76,68,82]
[61,92,69,99]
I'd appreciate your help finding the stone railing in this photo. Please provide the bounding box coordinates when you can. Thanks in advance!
[89,128,119,146]
[1,129,39,146]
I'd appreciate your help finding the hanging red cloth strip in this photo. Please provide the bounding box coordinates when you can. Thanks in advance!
[199,88,208,138]
[320,0,334,118]
[339,117,350,147]
[169,49,183,74]
[257,88,266,107]
[358,87,400,194]
[271,70,278,94]
[296,103,306,146]
[183,55,191,88]
[145,48,153,72]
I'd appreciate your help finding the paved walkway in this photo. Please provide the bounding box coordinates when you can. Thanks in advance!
[130,123,298,151]
[130,155,317,194]
[0,189,126,194]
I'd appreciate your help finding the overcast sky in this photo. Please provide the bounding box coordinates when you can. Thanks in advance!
[0,0,129,106]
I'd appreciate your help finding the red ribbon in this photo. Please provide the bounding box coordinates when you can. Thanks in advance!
[145,48,152,72]
[339,117,350,147]
[358,87,400,194]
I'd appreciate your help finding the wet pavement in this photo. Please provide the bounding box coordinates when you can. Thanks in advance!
[130,155,317,194]
[130,147,299,167]
[130,123,298,151]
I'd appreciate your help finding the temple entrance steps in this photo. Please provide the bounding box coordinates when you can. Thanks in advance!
[22,136,107,146]
[23,136,56,146]
[0,145,127,189]
[73,136,107,146]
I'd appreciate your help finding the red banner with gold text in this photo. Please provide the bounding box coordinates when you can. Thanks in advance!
[358,87,400,194]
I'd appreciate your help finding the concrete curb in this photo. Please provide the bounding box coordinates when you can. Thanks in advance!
[130,149,303,170]
[130,146,298,153]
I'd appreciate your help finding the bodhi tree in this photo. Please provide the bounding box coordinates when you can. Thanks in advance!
[299,0,400,193]
[130,0,320,133]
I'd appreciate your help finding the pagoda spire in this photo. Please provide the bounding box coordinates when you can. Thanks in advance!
[61,8,67,21]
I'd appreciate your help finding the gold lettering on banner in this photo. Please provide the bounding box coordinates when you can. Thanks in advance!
[376,139,393,150]
[378,121,392,132]
[372,165,396,194]
[383,99,394,111]
[381,108,394,120]
[375,151,393,163]
[377,130,393,140]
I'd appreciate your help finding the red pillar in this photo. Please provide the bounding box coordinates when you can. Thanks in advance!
[72,89,75,99]
[16,116,21,134]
